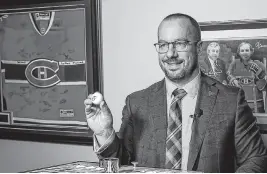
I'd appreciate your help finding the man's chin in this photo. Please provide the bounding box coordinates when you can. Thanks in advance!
[166,71,185,81]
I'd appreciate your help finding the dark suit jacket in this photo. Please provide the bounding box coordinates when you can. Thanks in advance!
[199,58,228,85]
[98,73,267,172]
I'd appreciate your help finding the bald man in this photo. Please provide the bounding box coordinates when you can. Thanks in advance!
[84,13,267,172]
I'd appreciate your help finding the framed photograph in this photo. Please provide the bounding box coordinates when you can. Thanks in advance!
[199,19,267,133]
[0,0,103,145]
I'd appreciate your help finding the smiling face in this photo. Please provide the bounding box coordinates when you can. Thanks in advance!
[238,43,253,62]
[157,18,200,82]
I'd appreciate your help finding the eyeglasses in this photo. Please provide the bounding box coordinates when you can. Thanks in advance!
[154,40,199,53]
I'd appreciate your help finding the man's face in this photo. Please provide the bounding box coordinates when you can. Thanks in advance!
[207,46,220,61]
[157,19,199,82]
[239,44,253,61]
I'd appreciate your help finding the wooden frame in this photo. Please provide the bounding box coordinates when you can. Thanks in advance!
[0,0,103,145]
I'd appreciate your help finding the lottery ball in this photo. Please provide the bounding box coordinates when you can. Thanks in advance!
[92,92,103,105]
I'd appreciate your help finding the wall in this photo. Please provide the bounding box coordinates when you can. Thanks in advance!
[1,0,267,172]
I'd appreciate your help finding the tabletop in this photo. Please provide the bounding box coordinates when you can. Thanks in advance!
[23,161,199,173]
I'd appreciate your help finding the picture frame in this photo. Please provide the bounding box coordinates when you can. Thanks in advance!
[199,19,267,133]
[0,0,103,145]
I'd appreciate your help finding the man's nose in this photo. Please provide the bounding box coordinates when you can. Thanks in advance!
[166,44,178,58]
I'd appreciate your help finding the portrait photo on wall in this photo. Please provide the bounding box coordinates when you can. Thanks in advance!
[199,18,267,117]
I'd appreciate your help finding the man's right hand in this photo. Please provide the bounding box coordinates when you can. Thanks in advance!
[84,93,114,140]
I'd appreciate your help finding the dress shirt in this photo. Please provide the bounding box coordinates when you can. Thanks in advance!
[165,72,200,170]
[94,72,201,171]
[94,129,116,153]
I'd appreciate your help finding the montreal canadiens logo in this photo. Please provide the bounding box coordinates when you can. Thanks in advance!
[239,77,253,85]
[25,58,60,88]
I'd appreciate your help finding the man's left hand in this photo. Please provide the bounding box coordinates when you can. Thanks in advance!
[248,62,265,79]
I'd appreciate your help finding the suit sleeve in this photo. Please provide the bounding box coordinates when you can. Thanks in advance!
[235,88,267,172]
[96,95,134,165]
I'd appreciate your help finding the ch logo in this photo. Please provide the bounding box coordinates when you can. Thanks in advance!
[239,77,253,85]
[25,59,60,88]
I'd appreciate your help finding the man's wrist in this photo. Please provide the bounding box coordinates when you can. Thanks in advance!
[257,71,265,80]
[95,128,114,141]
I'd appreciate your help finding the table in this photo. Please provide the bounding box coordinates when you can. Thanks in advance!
[23,161,198,173]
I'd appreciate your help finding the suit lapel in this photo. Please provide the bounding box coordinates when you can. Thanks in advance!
[204,57,213,73]
[148,79,167,167]
[187,74,219,171]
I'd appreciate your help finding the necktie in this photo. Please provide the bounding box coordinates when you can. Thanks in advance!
[212,60,219,77]
[165,88,187,169]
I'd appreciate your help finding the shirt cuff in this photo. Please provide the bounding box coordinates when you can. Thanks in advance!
[93,129,115,154]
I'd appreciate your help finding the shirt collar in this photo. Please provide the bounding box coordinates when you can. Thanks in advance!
[208,57,218,65]
[165,70,201,99]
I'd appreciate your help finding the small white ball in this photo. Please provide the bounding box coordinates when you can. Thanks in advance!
[91,92,103,105]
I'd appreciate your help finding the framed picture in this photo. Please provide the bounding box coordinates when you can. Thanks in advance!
[199,19,267,133]
[0,0,103,145]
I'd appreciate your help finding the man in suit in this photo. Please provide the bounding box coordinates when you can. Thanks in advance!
[199,42,228,85]
[84,13,267,172]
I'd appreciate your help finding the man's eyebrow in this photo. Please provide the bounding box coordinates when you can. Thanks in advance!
[158,40,167,43]
[158,39,188,43]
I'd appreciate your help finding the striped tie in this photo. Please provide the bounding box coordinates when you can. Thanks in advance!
[165,88,187,169]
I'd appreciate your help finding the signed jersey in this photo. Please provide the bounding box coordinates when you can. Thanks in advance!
[0,9,88,126]
[228,59,265,113]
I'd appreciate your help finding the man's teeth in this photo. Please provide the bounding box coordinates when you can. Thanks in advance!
[167,60,183,64]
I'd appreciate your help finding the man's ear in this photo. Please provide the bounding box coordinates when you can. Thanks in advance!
[197,41,203,55]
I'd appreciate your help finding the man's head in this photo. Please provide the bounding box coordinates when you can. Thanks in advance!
[156,13,202,83]
[237,42,254,62]
[207,42,220,61]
